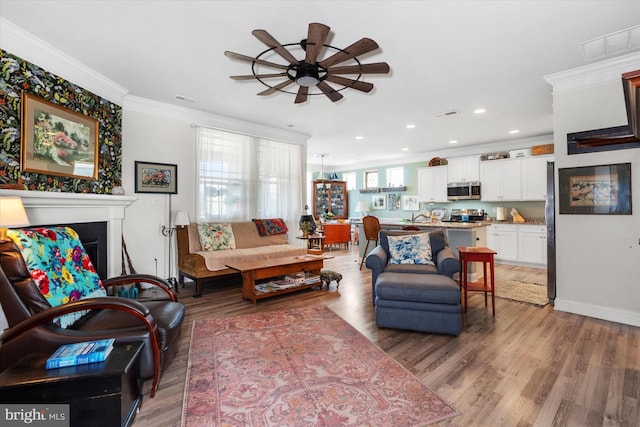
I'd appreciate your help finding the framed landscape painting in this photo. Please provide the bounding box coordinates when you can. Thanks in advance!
[20,92,99,179]
[135,161,178,194]
[558,163,631,214]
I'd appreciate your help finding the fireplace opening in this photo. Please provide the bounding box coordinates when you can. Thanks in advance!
[50,221,108,280]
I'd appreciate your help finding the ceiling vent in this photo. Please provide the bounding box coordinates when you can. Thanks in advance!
[175,95,196,103]
[434,109,460,118]
[581,25,640,61]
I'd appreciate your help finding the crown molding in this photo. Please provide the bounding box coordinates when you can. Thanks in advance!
[123,95,310,144]
[545,51,640,93]
[0,17,129,105]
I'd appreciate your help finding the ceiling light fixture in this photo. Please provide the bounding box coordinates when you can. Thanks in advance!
[509,129,520,134]
[355,136,364,140]
[401,147,409,151]
[449,140,458,144]
[405,124,416,129]
[473,108,486,114]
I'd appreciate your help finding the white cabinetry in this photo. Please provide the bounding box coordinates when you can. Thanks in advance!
[517,225,547,265]
[447,156,480,182]
[521,156,552,201]
[417,166,448,203]
[480,159,522,201]
[485,224,518,262]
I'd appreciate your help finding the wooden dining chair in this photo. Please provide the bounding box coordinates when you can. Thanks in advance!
[359,215,381,270]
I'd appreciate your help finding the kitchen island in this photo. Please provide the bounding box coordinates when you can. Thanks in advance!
[357,220,489,261]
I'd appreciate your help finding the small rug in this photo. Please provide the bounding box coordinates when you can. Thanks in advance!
[495,280,549,307]
[181,306,460,426]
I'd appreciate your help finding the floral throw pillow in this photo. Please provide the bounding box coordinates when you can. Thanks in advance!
[8,227,107,328]
[197,223,236,251]
[252,218,288,236]
[387,233,435,265]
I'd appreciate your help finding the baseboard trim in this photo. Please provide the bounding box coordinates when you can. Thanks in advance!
[554,298,640,328]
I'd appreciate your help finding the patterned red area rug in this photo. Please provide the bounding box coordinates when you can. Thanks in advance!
[181,306,459,426]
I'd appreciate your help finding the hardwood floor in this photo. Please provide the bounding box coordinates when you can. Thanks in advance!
[133,247,640,426]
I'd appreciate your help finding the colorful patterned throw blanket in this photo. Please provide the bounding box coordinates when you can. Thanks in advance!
[8,227,106,327]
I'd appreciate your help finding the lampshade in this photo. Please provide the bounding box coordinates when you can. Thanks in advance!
[174,211,190,227]
[0,197,30,241]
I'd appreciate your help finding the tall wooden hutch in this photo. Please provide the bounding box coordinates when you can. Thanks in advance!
[312,180,348,220]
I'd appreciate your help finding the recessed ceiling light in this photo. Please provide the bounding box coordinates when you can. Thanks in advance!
[401,147,409,151]
[355,136,364,140]
[405,124,416,129]
[509,129,520,134]
[449,140,458,144]
[473,108,486,114]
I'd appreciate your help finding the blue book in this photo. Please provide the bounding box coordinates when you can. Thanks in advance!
[45,338,115,369]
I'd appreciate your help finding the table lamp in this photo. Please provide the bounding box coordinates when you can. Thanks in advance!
[0,197,30,241]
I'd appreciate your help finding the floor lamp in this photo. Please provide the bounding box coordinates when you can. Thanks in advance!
[161,196,189,287]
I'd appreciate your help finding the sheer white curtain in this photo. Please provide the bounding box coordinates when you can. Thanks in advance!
[196,127,303,225]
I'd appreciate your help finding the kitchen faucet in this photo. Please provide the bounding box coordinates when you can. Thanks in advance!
[411,213,430,223]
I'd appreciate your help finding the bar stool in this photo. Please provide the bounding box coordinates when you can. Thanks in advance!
[457,246,497,316]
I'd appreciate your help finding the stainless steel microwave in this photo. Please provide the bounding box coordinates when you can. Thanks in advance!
[447,182,481,200]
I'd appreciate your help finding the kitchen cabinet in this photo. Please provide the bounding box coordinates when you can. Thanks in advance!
[480,158,522,201]
[447,155,480,183]
[313,180,348,219]
[485,224,518,262]
[517,225,547,265]
[521,156,552,201]
[417,166,448,203]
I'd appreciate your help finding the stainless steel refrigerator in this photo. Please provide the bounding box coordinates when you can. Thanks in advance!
[546,161,556,305]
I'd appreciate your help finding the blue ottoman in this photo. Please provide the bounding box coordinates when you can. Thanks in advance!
[374,272,462,336]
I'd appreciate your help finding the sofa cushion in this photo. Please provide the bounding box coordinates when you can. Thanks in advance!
[251,218,288,236]
[380,230,445,261]
[375,272,460,305]
[197,223,236,251]
[387,233,434,265]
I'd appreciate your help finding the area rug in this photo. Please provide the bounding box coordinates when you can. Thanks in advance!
[495,280,548,307]
[181,306,460,426]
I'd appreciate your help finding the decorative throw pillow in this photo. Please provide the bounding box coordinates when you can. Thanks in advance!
[252,218,288,236]
[8,227,107,328]
[387,232,435,265]
[197,223,236,251]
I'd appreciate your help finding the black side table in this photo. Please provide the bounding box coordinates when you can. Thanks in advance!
[0,342,144,427]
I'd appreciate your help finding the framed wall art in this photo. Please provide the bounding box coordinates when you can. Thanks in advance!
[371,194,386,210]
[387,193,401,211]
[558,163,631,214]
[402,195,419,211]
[20,92,99,180]
[135,161,178,194]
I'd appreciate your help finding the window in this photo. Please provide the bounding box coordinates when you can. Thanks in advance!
[386,167,404,187]
[343,172,356,190]
[196,127,303,223]
[365,170,378,189]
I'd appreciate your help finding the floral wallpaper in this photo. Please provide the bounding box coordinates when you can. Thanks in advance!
[0,49,122,193]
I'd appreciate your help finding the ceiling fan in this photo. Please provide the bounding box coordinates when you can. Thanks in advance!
[224,22,390,103]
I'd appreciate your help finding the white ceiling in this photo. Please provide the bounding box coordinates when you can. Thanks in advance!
[1,1,639,168]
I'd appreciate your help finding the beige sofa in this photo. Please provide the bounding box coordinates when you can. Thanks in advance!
[176,221,306,297]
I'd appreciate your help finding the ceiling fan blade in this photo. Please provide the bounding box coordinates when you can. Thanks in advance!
[325,75,374,93]
[328,62,390,75]
[257,79,295,96]
[305,23,330,64]
[230,73,287,80]
[224,51,288,70]
[294,86,309,104]
[252,29,299,64]
[316,81,344,103]
[319,38,380,68]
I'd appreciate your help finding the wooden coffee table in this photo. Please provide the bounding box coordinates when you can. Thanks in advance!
[226,255,325,303]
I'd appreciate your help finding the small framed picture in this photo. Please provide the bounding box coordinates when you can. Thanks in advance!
[402,195,419,211]
[558,163,631,214]
[134,161,178,194]
[371,195,386,210]
[387,193,401,211]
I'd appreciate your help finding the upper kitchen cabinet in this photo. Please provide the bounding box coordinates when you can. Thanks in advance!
[313,180,348,219]
[521,155,553,201]
[447,155,480,183]
[417,166,448,203]
[480,158,522,201]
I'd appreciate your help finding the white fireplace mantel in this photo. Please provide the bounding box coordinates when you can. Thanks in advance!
[0,189,137,278]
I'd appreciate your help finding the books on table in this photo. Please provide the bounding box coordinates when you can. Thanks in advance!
[46,338,115,369]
